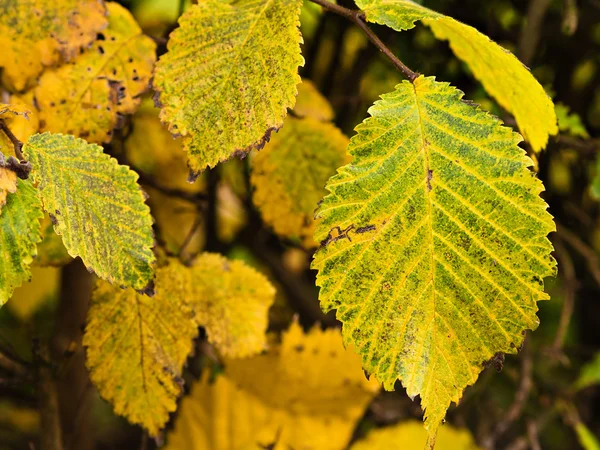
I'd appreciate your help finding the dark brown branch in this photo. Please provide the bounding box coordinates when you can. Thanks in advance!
[0,120,31,179]
[552,239,578,353]
[557,223,600,287]
[37,342,63,450]
[0,350,30,378]
[307,0,419,81]
[0,119,24,161]
[518,0,552,65]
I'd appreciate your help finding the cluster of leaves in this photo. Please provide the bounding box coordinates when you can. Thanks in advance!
[0,0,599,449]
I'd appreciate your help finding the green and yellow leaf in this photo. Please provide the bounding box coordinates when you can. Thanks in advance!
[251,117,349,247]
[187,253,276,357]
[354,0,557,152]
[0,168,17,212]
[0,0,108,91]
[24,133,155,291]
[33,2,156,143]
[165,322,379,450]
[84,267,199,436]
[153,0,304,173]
[312,76,556,439]
[0,180,43,306]
[575,353,600,391]
[350,420,480,450]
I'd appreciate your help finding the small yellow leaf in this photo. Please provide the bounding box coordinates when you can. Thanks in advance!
[0,0,108,91]
[350,420,480,450]
[84,266,199,436]
[8,266,60,321]
[355,0,558,152]
[0,168,17,212]
[188,253,276,358]
[33,2,156,143]
[251,117,349,247]
[165,322,379,450]
[153,0,304,172]
[294,79,335,121]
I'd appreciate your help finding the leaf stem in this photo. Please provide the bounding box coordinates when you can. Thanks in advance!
[0,119,24,161]
[307,0,419,82]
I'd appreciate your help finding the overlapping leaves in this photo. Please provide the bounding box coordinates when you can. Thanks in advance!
[355,0,557,152]
[312,76,556,440]
[153,0,304,173]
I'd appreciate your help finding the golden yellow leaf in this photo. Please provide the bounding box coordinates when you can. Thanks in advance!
[152,0,304,173]
[0,0,108,91]
[84,265,199,436]
[251,117,349,247]
[350,421,480,450]
[189,253,276,358]
[165,322,379,450]
[33,2,156,143]
[355,0,558,152]
[35,215,72,267]
[8,266,60,321]
[0,98,38,156]
[294,79,335,121]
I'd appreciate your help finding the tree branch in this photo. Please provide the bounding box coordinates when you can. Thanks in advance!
[307,0,419,81]
[557,223,600,287]
[552,239,578,354]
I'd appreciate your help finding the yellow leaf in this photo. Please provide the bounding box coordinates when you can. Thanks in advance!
[0,104,30,120]
[0,168,17,212]
[33,2,156,143]
[24,133,156,291]
[312,76,556,439]
[125,98,204,193]
[0,180,43,306]
[251,117,349,247]
[350,420,480,450]
[8,266,60,321]
[153,0,304,173]
[294,79,335,121]
[0,0,108,91]
[0,97,38,156]
[188,253,276,358]
[216,182,247,244]
[355,0,558,152]
[84,266,199,436]
[165,322,379,450]
[35,215,73,267]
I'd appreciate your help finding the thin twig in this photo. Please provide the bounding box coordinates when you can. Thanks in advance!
[557,223,600,287]
[137,171,207,205]
[482,340,533,449]
[0,119,24,160]
[562,0,579,35]
[526,420,542,450]
[552,239,578,353]
[518,0,552,65]
[178,212,203,263]
[307,0,419,81]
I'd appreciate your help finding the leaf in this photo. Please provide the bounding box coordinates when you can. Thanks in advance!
[84,266,199,436]
[0,98,38,156]
[556,103,589,139]
[23,133,155,291]
[152,0,304,173]
[35,215,72,267]
[312,76,556,438]
[251,117,349,247]
[575,353,600,391]
[0,168,17,212]
[188,253,276,357]
[349,420,480,450]
[575,422,600,450]
[0,180,43,306]
[33,2,156,143]
[592,155,600,201]
[164,322,379,450]
[0,0,108,91]
[8,266,60,321]
[294,79,335,121]
[354,0,557,152]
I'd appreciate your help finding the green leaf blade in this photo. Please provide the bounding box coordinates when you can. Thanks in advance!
[312,76,556,437]
[24,133,155,291]
[153,0,304,173]
[0,180,43,306]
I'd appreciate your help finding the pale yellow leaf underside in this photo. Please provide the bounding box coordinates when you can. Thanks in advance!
[312,76,556,438]
[354,0,558,152]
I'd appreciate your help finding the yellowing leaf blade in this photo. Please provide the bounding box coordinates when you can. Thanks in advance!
[355,0,558,152]
[34,2,156,143]
[251,117,349,247]
[312,76,556,437]
[84,269,199,436]
[0,180,43,305]
[24,133,155,290]
[0,0,108,91]
[153,0,304,172]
